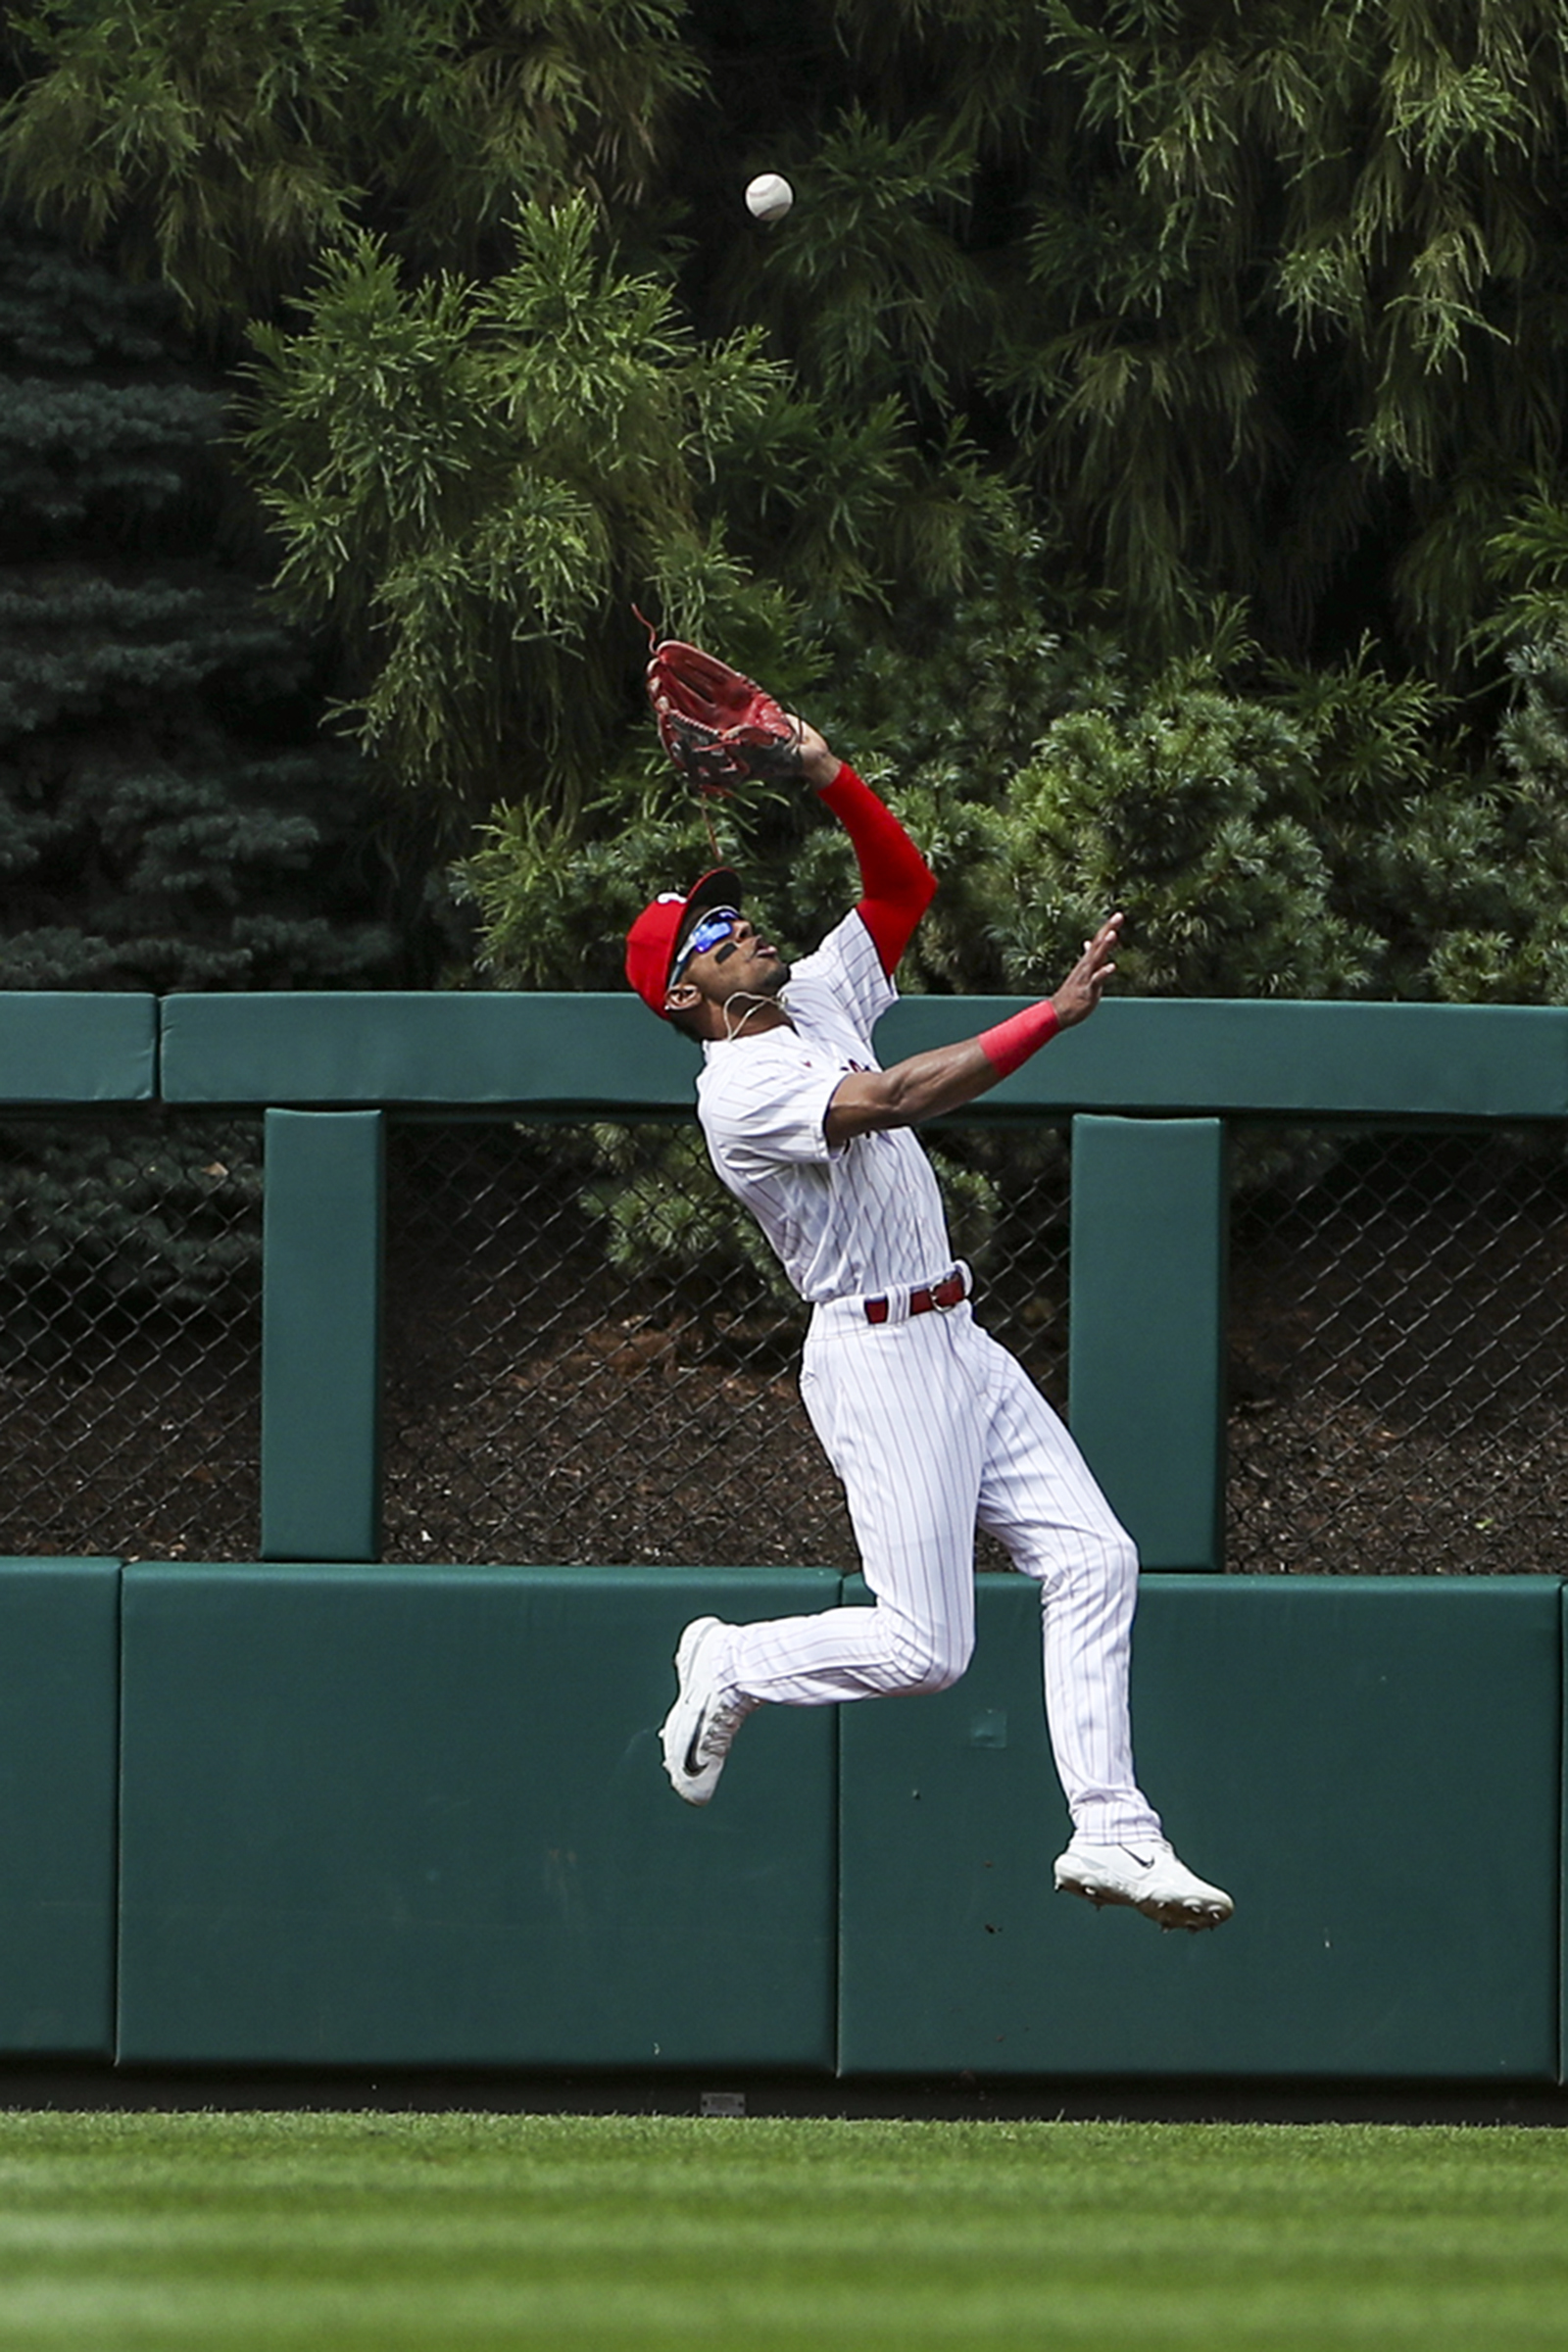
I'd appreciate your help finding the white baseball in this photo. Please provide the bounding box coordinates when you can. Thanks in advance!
[745,172,794,224]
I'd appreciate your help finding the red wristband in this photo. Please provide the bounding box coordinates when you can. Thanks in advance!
[978,999,1059,1078]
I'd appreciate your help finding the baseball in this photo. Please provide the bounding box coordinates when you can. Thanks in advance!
[745,172,794,224]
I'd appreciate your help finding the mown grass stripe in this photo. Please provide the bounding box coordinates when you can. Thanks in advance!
[0,2113,1562,2349]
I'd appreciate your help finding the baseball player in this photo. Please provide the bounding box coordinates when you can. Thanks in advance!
[623,667,1232,1933]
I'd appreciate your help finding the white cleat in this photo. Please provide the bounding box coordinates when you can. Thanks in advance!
[660,1617,755,1806]
[1053,1838,1234,1933]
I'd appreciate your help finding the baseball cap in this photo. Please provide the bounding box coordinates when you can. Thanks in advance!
[625,866,744,1017]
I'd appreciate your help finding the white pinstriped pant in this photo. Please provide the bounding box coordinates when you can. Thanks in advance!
[726,1297,1164,1845]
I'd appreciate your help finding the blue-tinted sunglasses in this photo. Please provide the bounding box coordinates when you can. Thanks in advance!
[669,906,742,985]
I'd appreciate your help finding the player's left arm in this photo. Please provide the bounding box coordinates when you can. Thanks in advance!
[796,721,935,976]
[823,914,1122,1150]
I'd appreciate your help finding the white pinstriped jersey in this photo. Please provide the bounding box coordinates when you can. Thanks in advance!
[695,909,952,1304]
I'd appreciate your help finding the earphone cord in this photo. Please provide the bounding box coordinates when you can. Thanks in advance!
[722,994,776,1042]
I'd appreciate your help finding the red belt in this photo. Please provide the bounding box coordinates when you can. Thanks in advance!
[863,1271,966,1325]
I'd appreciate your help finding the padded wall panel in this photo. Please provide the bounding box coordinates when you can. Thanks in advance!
[261,1110,383,1562]
[118,1564,839,2069]
[157,992,1568,1118]
[1069,1117,1226,1569]
[840,1575,1560,2079]
[161,993,700,1108]
[885,998,1568,1118]
[0,1560,120,2054]
[0,995,156,1104]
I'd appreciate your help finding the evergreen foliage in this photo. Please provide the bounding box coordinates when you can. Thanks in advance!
[1449,633,1568,1004]
[0,221,398,992]
[0,222,416,1314]
[0,0,701,317]
[239,197,789,834]
[4,0,1568,1013]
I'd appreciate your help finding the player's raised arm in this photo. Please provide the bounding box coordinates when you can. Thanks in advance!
[823,913,1122,1149]
[636,623,936,977]
[794,720,936,977]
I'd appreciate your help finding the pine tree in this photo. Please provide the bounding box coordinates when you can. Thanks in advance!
[0,219,430,1331]
[237,197,801,837]
[989,0,1568,672]
[0,220,400,992]
[0,0,703,320]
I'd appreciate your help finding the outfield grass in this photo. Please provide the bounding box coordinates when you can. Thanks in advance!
[0,2110,1563,2348]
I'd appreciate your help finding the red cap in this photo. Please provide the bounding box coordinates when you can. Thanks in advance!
[624,867,744,1017]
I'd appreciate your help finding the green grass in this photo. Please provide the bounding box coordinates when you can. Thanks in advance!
[0,2111,1564,2348]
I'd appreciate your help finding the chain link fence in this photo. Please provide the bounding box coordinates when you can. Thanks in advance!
[2,1111,1565,1573]
[0,1113,263,1560]
[379,1120,1072,1569]
[1228,1125,1568,1575]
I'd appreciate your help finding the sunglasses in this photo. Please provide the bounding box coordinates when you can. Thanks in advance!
[669,906,742,985]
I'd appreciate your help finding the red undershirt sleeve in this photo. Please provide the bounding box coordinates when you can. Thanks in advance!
[817,761,937,977]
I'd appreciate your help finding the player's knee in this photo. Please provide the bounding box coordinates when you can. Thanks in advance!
[1037,1527,1140,1615]
[1065,1529,1140,1616]
[1101,1530,1140,1596]
[888,1617,973,1695]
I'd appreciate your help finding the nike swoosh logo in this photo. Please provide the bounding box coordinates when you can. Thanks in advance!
[684,1716,708,1777]
[1125,1851,1156,1870]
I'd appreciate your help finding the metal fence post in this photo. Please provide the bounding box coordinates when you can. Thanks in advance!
[1069,1114,1227,1570]
[261,1109,384,1562]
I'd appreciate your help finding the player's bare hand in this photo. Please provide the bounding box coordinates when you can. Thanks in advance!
[1052,912,1123,1029]
[790,716,839,792]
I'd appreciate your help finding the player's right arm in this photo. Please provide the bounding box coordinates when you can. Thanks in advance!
[823,914,1122,1149]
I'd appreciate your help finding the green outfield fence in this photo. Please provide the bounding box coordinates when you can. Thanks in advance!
[1,990,1566,2081]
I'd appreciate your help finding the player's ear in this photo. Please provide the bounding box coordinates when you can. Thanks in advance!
[664,978,701,1020]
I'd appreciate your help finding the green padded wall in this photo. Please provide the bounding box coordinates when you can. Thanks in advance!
[261,1109,383,1562]
[888,998,1568,1118]
[117,1564,840,2069]
[1069,1117,1227,1570]
[0,1561,120,2055]
[161,992,700,1108]
[155,993,1568,1118]
[839,1575,1561,2079]
[0,995,156,1104]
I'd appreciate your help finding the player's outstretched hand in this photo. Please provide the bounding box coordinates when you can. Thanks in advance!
[790,715,840,792]
[1052,912,1123,1030]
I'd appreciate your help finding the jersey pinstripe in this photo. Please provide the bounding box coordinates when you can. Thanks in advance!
[696,910,952,1302]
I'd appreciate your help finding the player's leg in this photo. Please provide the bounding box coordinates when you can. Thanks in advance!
[970,1327,1160,1844]
[727,1313,985,1703]
[971,1326,1232,1926]
[661,1313,985,1802]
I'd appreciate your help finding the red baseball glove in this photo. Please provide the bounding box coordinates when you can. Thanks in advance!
[639,619,803,788]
